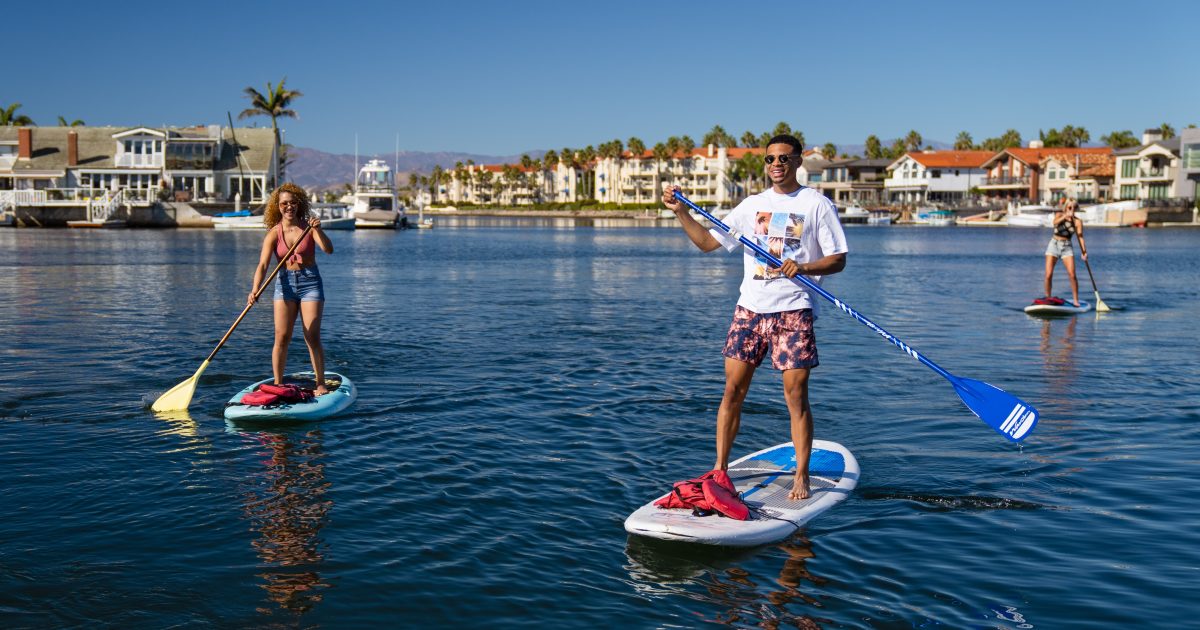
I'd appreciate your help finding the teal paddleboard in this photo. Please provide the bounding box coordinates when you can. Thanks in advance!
[224,371,356,421]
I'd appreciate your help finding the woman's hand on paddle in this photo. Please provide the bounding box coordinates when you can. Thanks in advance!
[308,216,322,230]
[247,290,259,306]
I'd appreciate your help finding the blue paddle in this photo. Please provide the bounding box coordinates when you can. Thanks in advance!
[673,191,1038,442]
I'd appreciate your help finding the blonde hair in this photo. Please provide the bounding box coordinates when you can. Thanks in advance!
[263,183,311,229]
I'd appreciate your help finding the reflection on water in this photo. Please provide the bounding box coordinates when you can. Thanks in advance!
[237,429,332,616]
[624,534,829,628]
[1038,316,1077,399]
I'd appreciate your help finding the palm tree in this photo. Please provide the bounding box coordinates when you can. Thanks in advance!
[238,77,303,184]
[740,131,758,148]
[542,149,559,201]
[981,129,1023,152]
[652,142,671,198]
[904,130,923,152]
[57,116,85,127]
[954,131,974,150]
[1159,123,1176,140]
[625,138,645,204]
[626,137,645,157]
[865,135,884,159]
[1,103,34,126]
[1101,130,1139,149]
[702,125,735,149]
[771,122,803,146]
[823,143,837,159]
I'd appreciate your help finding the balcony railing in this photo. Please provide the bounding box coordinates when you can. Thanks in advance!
[981,176,1030,186]
[1139,168,1171,179]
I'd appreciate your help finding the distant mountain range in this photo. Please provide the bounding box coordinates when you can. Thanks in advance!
[286,146,539,191]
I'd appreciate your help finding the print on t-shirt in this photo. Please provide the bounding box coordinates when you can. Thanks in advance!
[752,211,805,280]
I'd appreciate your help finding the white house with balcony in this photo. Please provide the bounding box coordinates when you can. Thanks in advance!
[884,150,992,204]
[0,125,277,205]
[1177,127,1200,206]
[1112,129,1183,203]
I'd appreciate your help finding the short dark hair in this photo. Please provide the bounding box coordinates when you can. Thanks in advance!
[766,134,803,153]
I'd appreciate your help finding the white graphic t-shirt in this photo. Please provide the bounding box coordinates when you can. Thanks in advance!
[710,186,848,316]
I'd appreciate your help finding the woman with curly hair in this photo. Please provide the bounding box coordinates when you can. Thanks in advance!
[248,183,335,395]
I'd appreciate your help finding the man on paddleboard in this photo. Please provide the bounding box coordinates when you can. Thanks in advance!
[661,134,847,500]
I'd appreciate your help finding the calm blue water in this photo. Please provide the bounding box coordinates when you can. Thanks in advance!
[1,222,1198,628]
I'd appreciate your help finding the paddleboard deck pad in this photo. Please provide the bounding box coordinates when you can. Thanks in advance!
[224,371,357,421]
[624,440,858,547]
[1024,299,1091,315]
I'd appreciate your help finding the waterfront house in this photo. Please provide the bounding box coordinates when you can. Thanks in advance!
[796,153,830,188]
[1178,127,1200,208]
[816,158,892,205]
[0,125,276,201]
[0,125,278,225]
[884,150,992,205]
[1111,129,1185,204]
[977,142,1111,204]
[1038,153,1114,203]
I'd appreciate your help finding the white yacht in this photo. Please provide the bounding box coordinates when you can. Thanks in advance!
[1005,204,1057,228]
[839,204,870,224]
[314,203,356,230]
[349,159,406,229]
[867,209,893,225]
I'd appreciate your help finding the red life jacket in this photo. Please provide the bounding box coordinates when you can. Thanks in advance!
[239,382,314,407]
[1033,296,1066,306]
[653,469,750,520]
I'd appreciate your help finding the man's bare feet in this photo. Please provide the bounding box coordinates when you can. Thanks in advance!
[314,384,330,396]
[788,473,810,501]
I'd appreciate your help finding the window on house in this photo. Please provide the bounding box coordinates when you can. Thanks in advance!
[1119,184,1137,199]
[931,170,941,178]
[1121,159,1138,178]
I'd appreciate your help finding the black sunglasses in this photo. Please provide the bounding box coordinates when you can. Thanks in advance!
[764,153,800,165]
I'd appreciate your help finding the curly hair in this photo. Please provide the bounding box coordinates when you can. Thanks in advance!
[263,183,311,229]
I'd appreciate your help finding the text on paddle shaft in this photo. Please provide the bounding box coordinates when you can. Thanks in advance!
[832,298,921,362]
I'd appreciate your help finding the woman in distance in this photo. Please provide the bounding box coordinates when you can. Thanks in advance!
[1043,198,1087,307]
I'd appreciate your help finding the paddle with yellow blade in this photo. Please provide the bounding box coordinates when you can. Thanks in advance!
[1077,233,1112,312]
[151,224,313,412]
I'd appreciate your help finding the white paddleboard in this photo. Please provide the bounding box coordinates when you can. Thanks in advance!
[224,371,357,421]
[1024,300,1091,315]
[624,440,859,547]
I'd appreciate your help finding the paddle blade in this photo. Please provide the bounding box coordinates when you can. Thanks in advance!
[951,377,1038,442]
[1094,292,1111,312]
[150,360,210,412]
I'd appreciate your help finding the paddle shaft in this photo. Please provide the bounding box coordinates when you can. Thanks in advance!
[673,192,955,381]
[203,224,313,363]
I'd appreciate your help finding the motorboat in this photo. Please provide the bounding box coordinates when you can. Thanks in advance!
[914,207,956,226]
[1005,204,1056,227]
[1078,200,1138,226]
[349,159,406,229]
[839,204,869,224]
[212,209,264,230]
[867,209,892,225]
[315,204,356,230]
[926,209,956,226]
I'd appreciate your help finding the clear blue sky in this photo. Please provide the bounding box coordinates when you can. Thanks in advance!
[10,0,1195,157]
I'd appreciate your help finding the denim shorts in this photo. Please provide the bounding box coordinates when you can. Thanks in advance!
[274,267,324,302]
[1045,238,1074,259]
[723,305,819,370]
